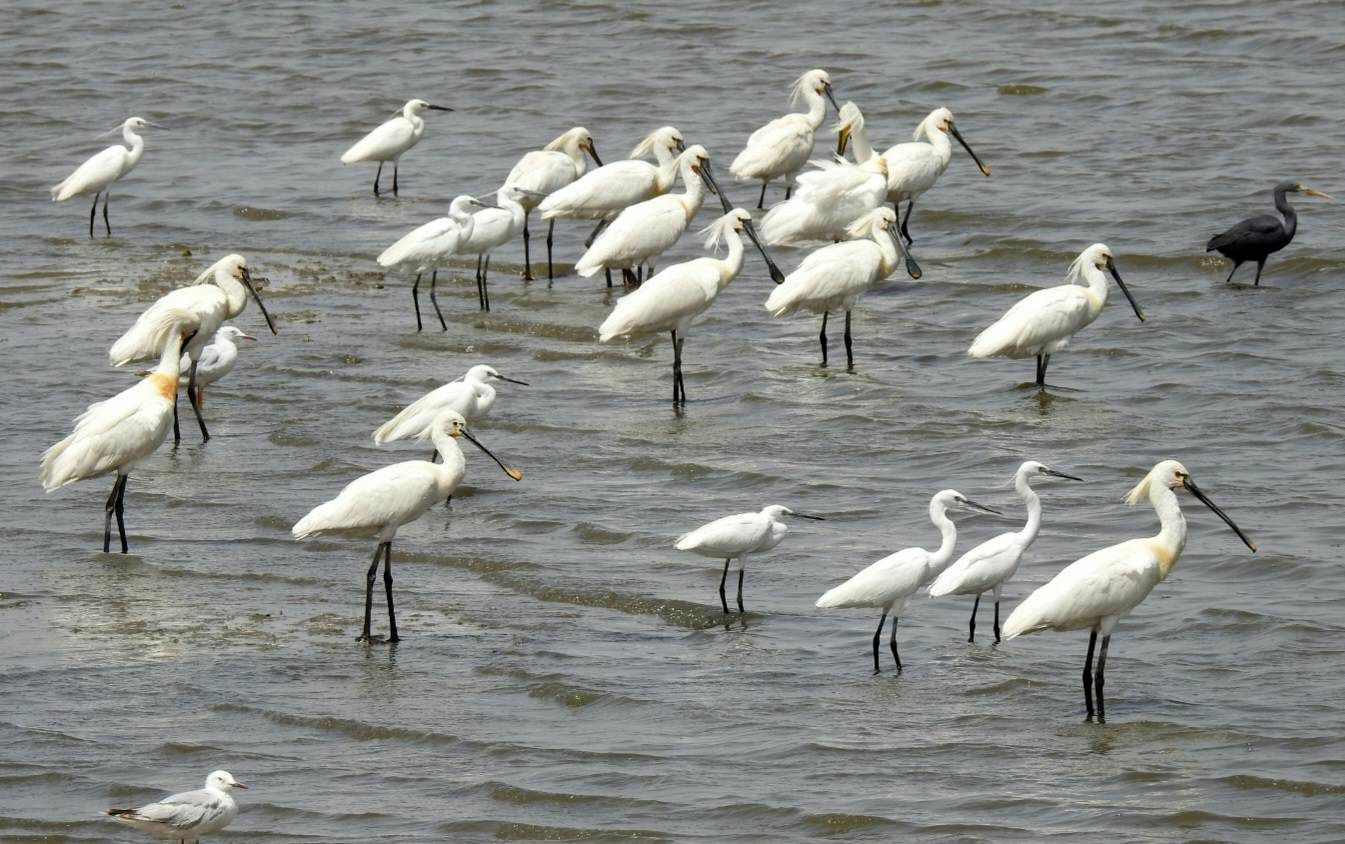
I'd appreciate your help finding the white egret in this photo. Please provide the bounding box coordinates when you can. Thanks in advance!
[376,194,483,331]
[675,504,824,614]
[816,490,1000,673]
[293,410,522,642]
[50,116,161,238]
[106,770,246,842]
[730,69,840,208]
[459,186,530,312]
[340,98,453,196]
[175,325,255,407]
[764,206,910,369]
[42,309,201,553]
[599,208,752,404]
[109,254,276,443]
[373,364,528,454]
[1003,460,1257,720]
[503,127,602,281]
[928,461,1081,643]
[759,151,890,248]
[968,243,1145,386]
[879,107,991,245]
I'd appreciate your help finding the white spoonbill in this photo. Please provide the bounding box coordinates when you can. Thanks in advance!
[968,243,1145,386]
[374,364,528,454]
[759,151,890,248]
[1002,460,1256,721]
[816,490,1000,673]
[879,107,991,245]
[41,308,201,553]
[341,98,453,196]
[106,770,246,842]
[928,461,1081,643]
[764,206,909,369]
[377,194,483,331]
[730,69,840,208]
[676,504,824,614]
[503,127,602,281]
[174,325,256,407]
[109,254,277,443]
[50,116,161,238]
[599,208,752,404]
[832,101,923,279]
[575,145,714,286]
[293,410,522,642]
[459,185,531,312]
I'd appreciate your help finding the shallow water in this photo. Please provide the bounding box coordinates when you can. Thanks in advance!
[3,0,1345,840]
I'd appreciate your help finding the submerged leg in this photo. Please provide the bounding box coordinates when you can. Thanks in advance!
[670,330,683,404]
[674,332,686,404]
[545,220,555,282]
[843,310,854,369]
[103,474,120,553]
[1224,262,1240,284]
[358,544,382,641]
[756,182,767,210]
[392,160,399,196]
[522,216,534,281]
[186,359,209,442]
[113,474,128,553]
[718,558,731,614]
[889,615,902,672]
[88,192,100,239]
[1253,259,1265,287]
[969,593,980,642]
[411,273,423,333]
[429,270,447,330]
[481,256,491,312]
[871,611,888,674]
[475,255,484,310]
[102,192,112,237]
[993,598,1002,643]
[1040,354,1052,385]
[819,311,829,367]
[1094,634,1110,721]
[383,543,399,642]
[373,161,383,197]
[736,566,745,614]
[1082,629,1098,719]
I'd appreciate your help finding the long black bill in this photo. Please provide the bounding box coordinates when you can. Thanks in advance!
[1107,259,1146,322]
[700,160,785,284]
[836,126,851,157]
[498,375,529,386]
[962,498,1003,515]
[461,429,524,481]
[241,268,278,334]
[948,124,992,178]
[586,141,603,167]
[791,512,826,521]
[823,83,841,113]
[427,105,454,112]
[1043,468,1083,481]
[1182,477,1257,552]
[889,220,922,280]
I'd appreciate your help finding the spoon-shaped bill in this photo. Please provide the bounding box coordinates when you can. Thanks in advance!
[1182,477,1257,551]
[949,124,991,178]
[241,268,278,334]
[1106,259,1145,322]
[888,220,922,280]
[700,160,785,284]
[461,429,524,481]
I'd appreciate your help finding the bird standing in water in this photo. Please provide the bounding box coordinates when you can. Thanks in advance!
[1206,181,1331,285]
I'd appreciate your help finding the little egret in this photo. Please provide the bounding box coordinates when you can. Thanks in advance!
[50,116,161,238]
[341,98,452,196]
[816,490,1000,673]
[879,107,991,245]
[730,69,840,208]
[460,186,531,311]
[174,325,256,408]
[764,206,911,369]
[928,461,1081,643]
[599,208,753,404]
[109,254,276,443]
[376,194,483,331]
[1003,460,1256,721]
[675,504,824,614]
[1206,181,1332,285]
[294,410,522,643]
[106,770,246,842]
[968,243,1145,386]
[504,127,602,281]
[374,364,528,454]
[42,309,201,553]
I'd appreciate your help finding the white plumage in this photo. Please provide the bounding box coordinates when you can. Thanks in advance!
[459,186,529,311]
[676,504,823,614]
[341,98,452,195]
[730,69,839,206]
[106,769,245,841]
[373,364,527,447]
[174,325,255,405]
[880,107,991,243]
[377,194,481,331]
[540,126,685,221]
[51,116,157,237]
[759,154,890,247]
[504,126,602,281]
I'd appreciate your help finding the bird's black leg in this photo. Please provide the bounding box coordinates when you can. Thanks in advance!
[186,359,209,442]
[993,598,1001,644]
[784,184,792,201]
[819,311,829,367]
[429,270,447,331]
[718,558,731,614]
[756,182,767,210]
[1224,262,1240,284]
[358,544,382,642]
[102,192,112,237]
[621,268,637,287]
[172,391,181,444]
[475,256,483,308]
[900,200,915,244]
[670,330,683,404]
[675,333,687,404]
[605,268,613,288]
[88,192,99,239]
[1094,634,1110,722]
[872,611,888,674]
[1041,354,1051,385]
[482,256,491,312]
[392,161,399,196]
[411,273,423,332]
[736,566,745,614]
[1082,629,1097,719]
[1034,354,1044,386]
[844,310,854,370]
[889,616,902,672]
[103,474,120,552]
[1253,259,1265,287]
[969,593,980,642]
[113,474,128,553]
[637,266,644,285]
[585,218,608,248]
[384,542,399,642]
[428,448,438,462]
[546,220,555,283]
[373,162,383,197]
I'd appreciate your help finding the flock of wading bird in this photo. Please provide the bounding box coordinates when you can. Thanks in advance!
[38,67,1308,801]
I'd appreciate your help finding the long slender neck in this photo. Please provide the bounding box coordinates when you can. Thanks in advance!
[1274,187,1298,239]
[874,227,900,276]
[1016,471,1042,545]
[157,332,188,378]
[851,122,875,163]
[921,122,952,168]
[802,90,826,129]
[429,429,467,477]
[654,153,681,193]
[1081,264,1109,318]
[717,229,745,287]
[679,161,706,219]
[1148,484,1187,576]
[214,273,247,315]
[499,193,526,226]
[123,125,145,169]
[928,503,958,570]
[653,140,679,170]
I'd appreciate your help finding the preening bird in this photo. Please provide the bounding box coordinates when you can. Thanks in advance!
[109,254,276,443]
[764,206,910,369]
[1002,460,1257,721]
[294,410,523,642]
[106,769,246,842]
[599,208,753,404]
[928,461,1081,643]
[42,308,202,553]
[175,325,256,407]
[879,107,991,245]
[459,185,531,311]
[373,364,528,454]
[968,243,1145,387]
[341,98,453,196]
[816,490,1000,673]
[1206,181,1332,285]
[50,116,161,238]
[759,147,891,248]
[675,504,823,615]
[503,126,602,281]
[377,194,484,331]
[730,69,840,208]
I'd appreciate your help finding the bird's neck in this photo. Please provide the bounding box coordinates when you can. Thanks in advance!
[680,164,706,219]
[802,91,826,129]
[850,124,876,163]
[922,125,952,167]
[655,154,681,193]
[1016,472,1042,544]
[430,430,467,479]
[1081,265,1109,316]
[875,228,900,277]
[1148,484,1187,578]
[123,127,145,167]
[653,141,679,170]
[156,332,187,378]
[1275,189,1299,239]
[928,505,958,571]
[717,231,745,287]
[215,275,248,316]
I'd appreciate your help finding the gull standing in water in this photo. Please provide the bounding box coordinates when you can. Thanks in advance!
[106,770,246,842]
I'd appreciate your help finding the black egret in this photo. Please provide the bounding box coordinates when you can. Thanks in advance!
[1206,181,1331,285]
